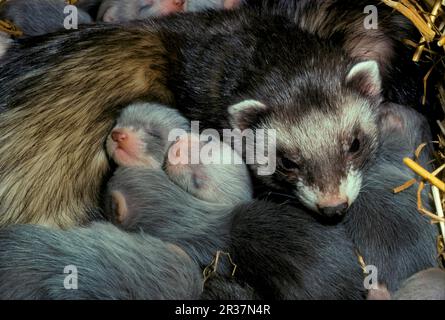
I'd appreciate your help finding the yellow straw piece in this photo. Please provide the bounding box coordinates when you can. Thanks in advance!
[202,251,238,290]
[414,142,428,160]
[355,251,367,273]
[431,186,445,238]
[394,178,417,193]
[404,158,445,191]
[431,163,445,176]
[0,20,23,37]
[381,0,436,42]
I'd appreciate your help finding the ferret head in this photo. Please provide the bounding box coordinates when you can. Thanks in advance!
[164,132,253,206]
[229,60,382,217]
[106,102,189,168]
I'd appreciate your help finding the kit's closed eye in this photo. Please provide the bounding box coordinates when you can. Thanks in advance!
[145,126,162,140]
[139,0,155,13]
[140,4,152,13]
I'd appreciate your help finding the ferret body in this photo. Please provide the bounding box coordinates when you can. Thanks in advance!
[0,0,93,37]
[0,8,419,227]
[343,103,438,292]
[228,200,366,300]
[0,223,202,299]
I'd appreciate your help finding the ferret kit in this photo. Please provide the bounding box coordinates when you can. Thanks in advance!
[0,0,444,301]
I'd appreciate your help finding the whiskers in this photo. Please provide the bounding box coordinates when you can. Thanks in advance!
[258,191,299,206]
[267,191,298,200]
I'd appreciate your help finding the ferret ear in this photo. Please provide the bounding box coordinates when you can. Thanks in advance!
[228,99,267,131]
[110,191,130,224]
[378,103,405,133]
[345,60,381,97]
[102,6,118,22]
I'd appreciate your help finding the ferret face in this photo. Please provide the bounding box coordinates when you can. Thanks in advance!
[229,60,382,217]
[106,103,189,168]
[264,96,379,215]
[164,133,252,205]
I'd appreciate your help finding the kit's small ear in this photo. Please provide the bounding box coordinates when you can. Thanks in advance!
[345,60,381,97]
[110,190,129,224]
[166,243,190,259]
[378,103,405,133]
[228,99,267,131]
[101,6,118,22]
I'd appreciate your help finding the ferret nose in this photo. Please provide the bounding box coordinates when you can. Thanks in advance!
[111,129,128,143]
[318,202,349,217]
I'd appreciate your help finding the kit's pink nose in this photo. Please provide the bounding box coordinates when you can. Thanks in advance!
[111,129,128,143]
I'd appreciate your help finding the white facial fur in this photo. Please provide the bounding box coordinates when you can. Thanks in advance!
[297,169,363,212]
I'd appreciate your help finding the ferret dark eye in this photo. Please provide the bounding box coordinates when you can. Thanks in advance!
[280,157,299,171]
[349,138,361,153]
